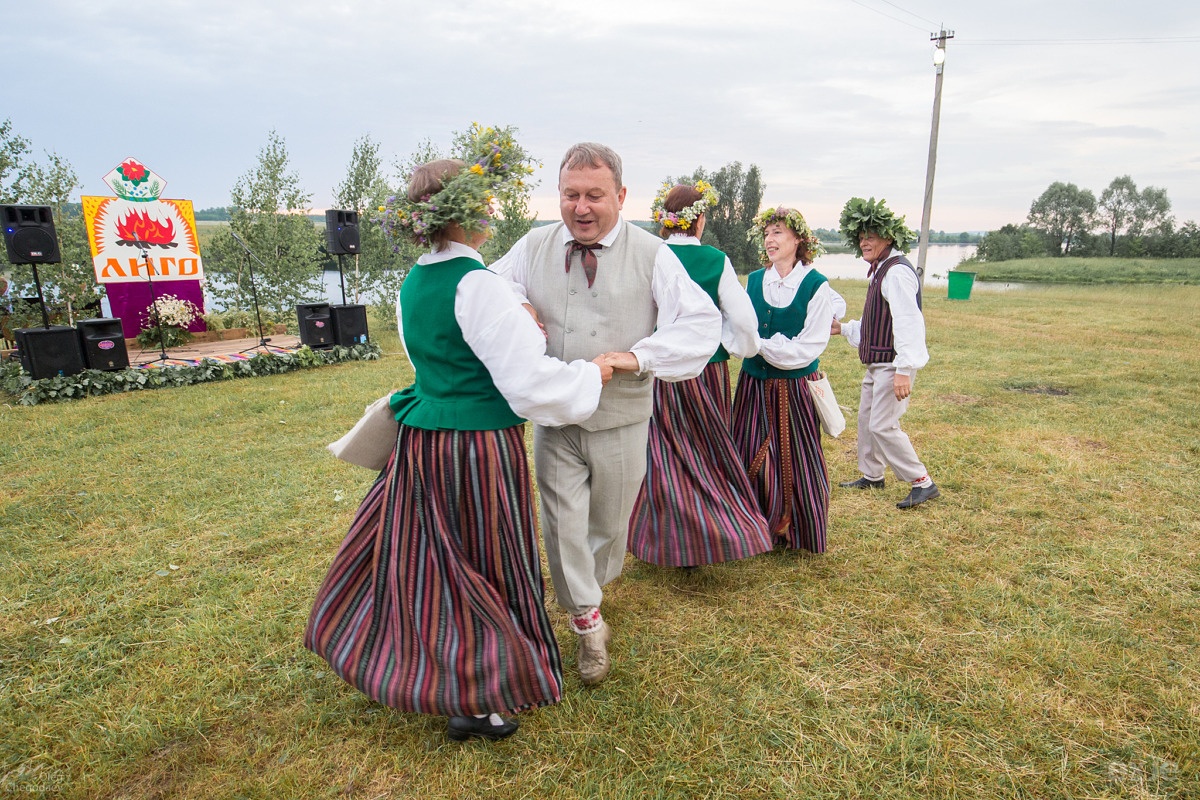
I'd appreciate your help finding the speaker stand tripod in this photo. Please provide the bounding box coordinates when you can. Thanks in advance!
[336,253,348,305]
[134,242,172,367]
[230,231,275,355]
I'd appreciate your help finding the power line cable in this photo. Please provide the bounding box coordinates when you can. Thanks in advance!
[876,0,941,27]
[844,0,928,32]
[958,36,1200,46]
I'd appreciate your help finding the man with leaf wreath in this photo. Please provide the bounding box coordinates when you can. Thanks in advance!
[831,197,940,509]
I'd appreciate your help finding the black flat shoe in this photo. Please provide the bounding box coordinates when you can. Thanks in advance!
[897,483,941,509]
[447,715,519,742]
[839,476,885,490]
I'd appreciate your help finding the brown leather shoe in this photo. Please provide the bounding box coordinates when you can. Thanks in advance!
[577,621,612,686]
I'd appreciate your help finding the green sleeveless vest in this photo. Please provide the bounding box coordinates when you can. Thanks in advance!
[741,267,827,379]
[389,257,523,430]
[667,243,729,363]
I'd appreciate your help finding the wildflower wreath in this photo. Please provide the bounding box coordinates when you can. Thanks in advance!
[650,179,719,231]
[378,123,539,247]
[838,196,916,256]
[747,207,825,266]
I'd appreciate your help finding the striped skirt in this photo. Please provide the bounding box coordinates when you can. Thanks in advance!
[628,361,773,566]
[730,373,830,553]
[304,424,563,717]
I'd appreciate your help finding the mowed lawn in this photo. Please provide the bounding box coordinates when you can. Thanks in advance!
[1,283,1197,799]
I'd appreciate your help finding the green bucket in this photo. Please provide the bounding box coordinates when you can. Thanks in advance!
[947,270,976,300]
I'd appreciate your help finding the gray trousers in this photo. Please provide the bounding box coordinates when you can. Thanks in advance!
[857,364,929,483]
[533,420,650,616]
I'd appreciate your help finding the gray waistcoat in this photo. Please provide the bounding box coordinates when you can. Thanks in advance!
[524,221,661,431]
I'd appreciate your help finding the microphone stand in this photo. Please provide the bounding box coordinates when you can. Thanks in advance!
[229,231,274,355]
[133,241,171,367]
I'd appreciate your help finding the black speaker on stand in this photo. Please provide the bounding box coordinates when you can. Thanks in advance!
[3,204,83,379]
[324,210,360,256]
[2,205,61,266]
[296,302,334,348]
[15,326,86,379]
[330,304,369,346]
[77,318,130,371]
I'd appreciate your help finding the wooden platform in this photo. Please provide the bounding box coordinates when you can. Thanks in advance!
[126,333,304,365]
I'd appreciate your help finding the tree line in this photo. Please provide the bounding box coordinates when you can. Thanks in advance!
[975,177,1199,262]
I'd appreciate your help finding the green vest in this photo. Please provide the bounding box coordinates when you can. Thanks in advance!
[741,267,827,379]
[389,257,523,431]
[667,243,729,363]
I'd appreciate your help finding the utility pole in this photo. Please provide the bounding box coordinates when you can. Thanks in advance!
[916,27,953,283]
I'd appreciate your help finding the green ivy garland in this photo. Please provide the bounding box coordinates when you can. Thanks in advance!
[1,343,382,406]
[838,197,916,257]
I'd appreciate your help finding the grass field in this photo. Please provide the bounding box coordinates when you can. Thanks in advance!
[2,282,1198,798]
[971,257,1200,285]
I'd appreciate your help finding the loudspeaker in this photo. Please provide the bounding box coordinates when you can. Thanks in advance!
[296,302,334,348]
[330,304,369,346]
[1,205,61,264]
[15,326,85,379]
[325,210,360,255]
[76,318,130,371]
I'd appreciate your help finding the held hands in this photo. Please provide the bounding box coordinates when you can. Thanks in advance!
[894,373,912,401]
[598,351,640,373]
[830,318,842,336]
[590,356,614,386]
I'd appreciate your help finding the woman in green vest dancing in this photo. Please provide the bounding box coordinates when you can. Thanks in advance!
[306,127,612,743]
[627,181,772,567]
[731,207,841,552]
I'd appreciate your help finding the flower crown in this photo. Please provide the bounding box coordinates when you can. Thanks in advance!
[377,123,538,248]
[650,179,719,231]
[838,196,915,256]
[747,206,826,265]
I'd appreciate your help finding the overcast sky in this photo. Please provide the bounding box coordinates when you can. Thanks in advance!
[6,0,1198,232]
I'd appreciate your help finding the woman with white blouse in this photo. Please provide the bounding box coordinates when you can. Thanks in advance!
[731,207,844,553]
[306,154,612,743]
[627,181,772,567]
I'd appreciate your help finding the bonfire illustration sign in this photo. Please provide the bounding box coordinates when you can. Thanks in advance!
[83,158,207,338]
[82,158,205,283]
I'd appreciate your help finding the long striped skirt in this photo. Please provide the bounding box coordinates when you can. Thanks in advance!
[628,361,773,566]
[304,424,562,717]
[730,373,830,553]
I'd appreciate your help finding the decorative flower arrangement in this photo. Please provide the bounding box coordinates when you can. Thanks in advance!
[838,196,916,256]
[650,179,719,231]
[747,207,826,266]
[376,123,539,248]
[138,294,201,348]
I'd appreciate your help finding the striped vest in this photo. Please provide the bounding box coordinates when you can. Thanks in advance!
[522,221,662,431]
[741,267,826,379]
[667,243,728,363]
[389,257,523,431]
[859,252,922,365]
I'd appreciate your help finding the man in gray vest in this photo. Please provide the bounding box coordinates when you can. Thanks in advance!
[492,143,720,686]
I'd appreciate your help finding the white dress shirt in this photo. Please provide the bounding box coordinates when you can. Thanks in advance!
[666,233,759,359]
[491,216,720,381]
[395,241,603,427]
[755,262,839,372]
[838,254,930,375]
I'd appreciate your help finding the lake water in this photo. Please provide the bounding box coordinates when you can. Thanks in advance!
[818,244,975,285]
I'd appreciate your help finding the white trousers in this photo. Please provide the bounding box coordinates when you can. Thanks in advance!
[857,364,928,484]
[534,420,650,616]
